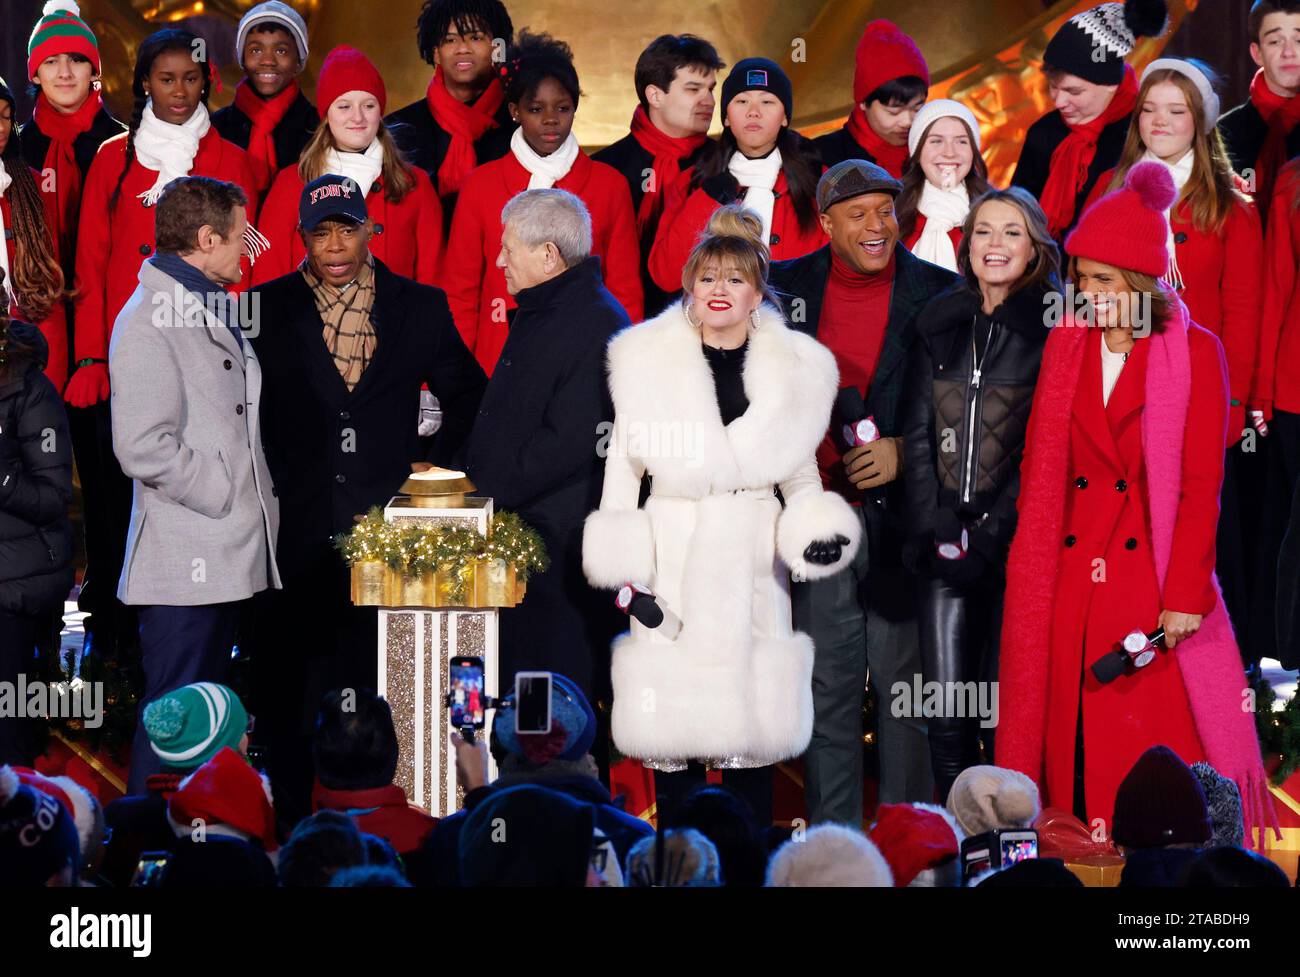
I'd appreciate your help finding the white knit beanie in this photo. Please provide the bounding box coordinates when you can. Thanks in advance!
[765,824,894,887]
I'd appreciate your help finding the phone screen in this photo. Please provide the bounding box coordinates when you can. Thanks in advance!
[131,853,170,887]
[449,658,485,729]
[515,672,553,734]
[1001,838,1039,865]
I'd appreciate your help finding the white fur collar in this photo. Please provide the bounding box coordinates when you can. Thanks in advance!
[605,301,838,496]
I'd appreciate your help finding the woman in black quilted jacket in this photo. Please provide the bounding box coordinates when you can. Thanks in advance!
[899,187,1061,799]
[0,287,74,765]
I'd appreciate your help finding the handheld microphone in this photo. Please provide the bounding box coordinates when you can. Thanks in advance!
[934,508,969,561]
[1090,627,1166,684]
[834,387,880,450]
[616,583,683,640]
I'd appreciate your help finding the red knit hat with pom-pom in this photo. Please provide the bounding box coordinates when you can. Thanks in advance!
[316,45,386,116]
[1064,160,1175,277]
[853,20,929,105]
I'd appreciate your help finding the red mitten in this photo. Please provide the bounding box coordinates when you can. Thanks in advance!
[64,363,110,408]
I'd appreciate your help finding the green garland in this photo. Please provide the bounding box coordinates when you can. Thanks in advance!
[335,507,549,601]
[1253,677,1300,785]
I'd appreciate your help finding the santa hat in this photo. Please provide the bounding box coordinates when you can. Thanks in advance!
[853,20,929,105]
[316,45,387,117]
[0,765,80,885]
[869,802,964,887]
[947,764,1041,837]
[27,1,100,79]
[1064,160,1175,278]
[1043,0,1169,86]
[765,824,894,887]
[167,747,278,851]
[12,769,100,868]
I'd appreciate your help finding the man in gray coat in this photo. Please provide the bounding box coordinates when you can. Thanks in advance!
[109,176,280,794]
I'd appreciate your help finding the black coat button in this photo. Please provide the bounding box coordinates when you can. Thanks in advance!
[139,244,151,255]
[373,223,384,234]
[770,233,781,246]
[223,359,233,370]
[1125,537,1138,550]
[335,474,347,484]
[499,357,510,368]
[1075,476,1088,489]
[1115,479,1127,492]
[1064,534,1076,547]
[235,403,244,415]
[1174,231,1187,244]
[340,410,350,420]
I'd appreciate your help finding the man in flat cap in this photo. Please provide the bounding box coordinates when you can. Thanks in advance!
[770,159,959,825]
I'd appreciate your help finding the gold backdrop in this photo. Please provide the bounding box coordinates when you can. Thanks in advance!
[89,0,1193,186]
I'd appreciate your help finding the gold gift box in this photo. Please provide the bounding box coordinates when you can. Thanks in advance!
[1064,856,1125,887]
[351,560,526,608]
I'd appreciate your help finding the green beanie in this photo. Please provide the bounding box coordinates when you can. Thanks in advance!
[143,683,248,771]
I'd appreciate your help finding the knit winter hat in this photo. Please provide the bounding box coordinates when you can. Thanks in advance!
[947,765,1042,837]
[1042,0,1169,86]
[316,46,387,117]
[722,58,793,125]
[143,682,248,771]
[27,2,100,79]
[458,784,594,886]
[907,98,982,157]
[167,747,278,851]
[1065,160,1175,277]
[12,769,99,871]
[0,765,80,885]
[853,19,929,105]
[236,1,309,65]
[1111,745,1211,849]
[625,828,723,886]
[1141,58,1221,134]
[494,673,597,764]
[1190,762,1245,848]
[869,802,963,887]
[765,824,894,887]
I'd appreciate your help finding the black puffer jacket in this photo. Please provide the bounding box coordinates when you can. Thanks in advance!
[0,321,74,615]
[901,279,1057,567]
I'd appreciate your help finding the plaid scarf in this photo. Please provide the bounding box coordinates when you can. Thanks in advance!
[302,253,376,390]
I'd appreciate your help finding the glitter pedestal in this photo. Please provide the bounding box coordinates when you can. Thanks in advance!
[375,494,502,817]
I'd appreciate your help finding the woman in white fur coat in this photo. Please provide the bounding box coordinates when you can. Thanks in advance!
[583,205,861,823]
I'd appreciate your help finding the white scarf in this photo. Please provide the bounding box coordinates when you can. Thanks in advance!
[133,99,211,207]
[324,138,386,195]
[510,126,580,188]
[1141,147,1194,292]
[727,147,783,245]
[0,160,13,306]
[912,180,970,272]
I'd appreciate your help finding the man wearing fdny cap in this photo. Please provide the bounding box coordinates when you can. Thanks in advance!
[247,173,486,824]
[770,159,959,825]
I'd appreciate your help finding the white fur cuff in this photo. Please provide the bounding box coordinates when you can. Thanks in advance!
[777,490,862,582]
[582,508,655,589]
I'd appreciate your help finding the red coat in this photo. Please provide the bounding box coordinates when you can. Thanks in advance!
[1040,328,1225,822]
[3,181,69,391]
[902,214,962,256]
[74,129,256,364]
[1088,169,1263,438]
[311,782,438,855]
[251,164,444,286]
[1256,162,1300,416]
[443,150,642,374]
[648,169,828,294]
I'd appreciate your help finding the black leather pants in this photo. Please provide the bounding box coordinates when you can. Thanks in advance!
[916,574,1004,802]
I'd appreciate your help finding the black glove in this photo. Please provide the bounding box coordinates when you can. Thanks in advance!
[804,534,850,567]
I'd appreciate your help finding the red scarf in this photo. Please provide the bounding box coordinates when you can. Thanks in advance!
[1248,68,1300,209]
[32,91,102,258]
[1038,64,1139,238]
[233,78,301,194]
[845,105,908,178]
[629,105,708,236]
[425,68,505,198]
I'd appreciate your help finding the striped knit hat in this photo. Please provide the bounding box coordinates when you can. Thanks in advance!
[27,2,100,78]
[143,683,249,771]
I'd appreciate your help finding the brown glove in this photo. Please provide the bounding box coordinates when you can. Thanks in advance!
[844,436,903,490]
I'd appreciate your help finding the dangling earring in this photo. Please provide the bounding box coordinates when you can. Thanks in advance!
[684,301,699,328]
[749,307,761,330]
